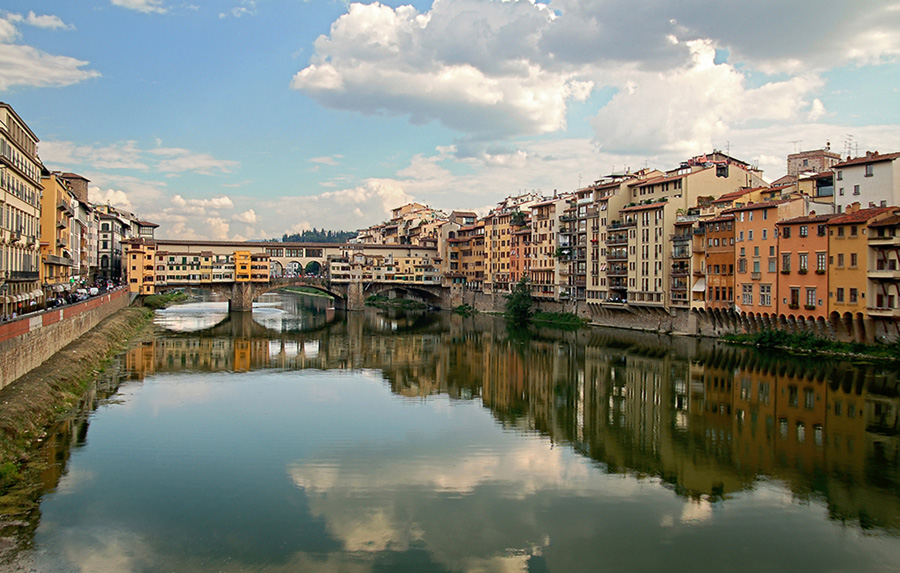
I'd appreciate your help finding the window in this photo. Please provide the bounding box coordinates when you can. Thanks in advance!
[749,230,754,240]
[839,187,844,196]
[837,170,843,181]
[799,226,808,237]
[866,164,874,177]
[817,252,827,271]
[782,253,791,272]
[850,226,858,236]
[853,185,860,195]
[850,288,858,303]
[768,258,776,272]
[742,283,753,305]
[782,226,791,238]
[760,284,771,306]
[799,253,808,271]
[837,253,844,267]
[806,287,816,307]
[762,229,767,240]
[850,253,857,267]
[836,288,845,302]
[790,287,800,307]
[804,389,815,409]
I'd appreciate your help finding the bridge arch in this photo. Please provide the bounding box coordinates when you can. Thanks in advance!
[363,282,444,307]
[211,278,350,312]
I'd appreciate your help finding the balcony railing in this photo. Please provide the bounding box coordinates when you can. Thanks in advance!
[8,271,39,281]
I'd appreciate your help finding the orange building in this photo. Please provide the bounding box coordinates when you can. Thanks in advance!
[702,214,735,311]
[731,198,808,317]
[827,205,894,339]
[774,214,836,319]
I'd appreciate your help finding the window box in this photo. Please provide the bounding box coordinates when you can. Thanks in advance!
[781,269,791,274]
[788,303,799,310]
[804,304,816,310]
[815,269,826,275]
[798,268,808,275]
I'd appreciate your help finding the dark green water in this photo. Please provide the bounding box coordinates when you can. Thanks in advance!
[7,291,900,571]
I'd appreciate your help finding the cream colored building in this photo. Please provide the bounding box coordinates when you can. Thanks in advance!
[0,102,44,314]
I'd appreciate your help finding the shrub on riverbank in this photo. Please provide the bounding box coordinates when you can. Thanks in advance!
[723,329,900,360]
[365,295,427,310]
[453,303,477,317]
[505,278,533,326]
[532,312,588,329]
[143,291,188,310]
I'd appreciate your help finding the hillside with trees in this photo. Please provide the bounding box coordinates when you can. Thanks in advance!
[281,228,356,243]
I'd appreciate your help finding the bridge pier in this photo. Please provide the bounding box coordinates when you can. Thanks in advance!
[229,282,254,312]
[346,281,365,311]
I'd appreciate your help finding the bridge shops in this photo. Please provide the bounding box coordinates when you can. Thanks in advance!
[122,238,444,310]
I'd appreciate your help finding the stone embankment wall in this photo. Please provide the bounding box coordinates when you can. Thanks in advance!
[451,289,877,341]
[0,288,130,390]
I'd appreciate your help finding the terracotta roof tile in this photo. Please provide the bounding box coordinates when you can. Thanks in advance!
[827,207,895,225]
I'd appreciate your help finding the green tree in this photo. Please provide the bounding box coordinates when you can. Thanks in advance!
[505,277,533,326]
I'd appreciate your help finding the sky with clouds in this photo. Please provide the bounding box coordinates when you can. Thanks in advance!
[2,0,899,240]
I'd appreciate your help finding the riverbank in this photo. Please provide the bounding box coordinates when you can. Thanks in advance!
[0,306,154,512]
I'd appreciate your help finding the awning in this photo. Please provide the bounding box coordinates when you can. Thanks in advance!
[31,289,44,299]
[54,284,65,292]
[692,278,707,292]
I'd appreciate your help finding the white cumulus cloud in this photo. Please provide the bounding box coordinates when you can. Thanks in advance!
[110,0,168,15]
[0,12,99,90]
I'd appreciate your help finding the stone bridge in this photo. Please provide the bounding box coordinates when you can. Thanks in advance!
[201,277,450,312]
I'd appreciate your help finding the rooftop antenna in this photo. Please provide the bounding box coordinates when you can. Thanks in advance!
[844,135,855,159]
[789,140,802,153]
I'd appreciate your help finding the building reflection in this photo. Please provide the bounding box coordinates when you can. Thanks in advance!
[121,307,900,532]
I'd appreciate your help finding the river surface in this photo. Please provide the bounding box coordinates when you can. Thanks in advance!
[5,291,900,572]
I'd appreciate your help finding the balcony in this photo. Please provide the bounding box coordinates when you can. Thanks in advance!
[869,269,900,280]
[45,254,72,266]
[869,234,900,246]
[869,306,900,318]
[8,271,39,281]
[751,272,761,280]
[671,266,689,277]
[560,214,577,222]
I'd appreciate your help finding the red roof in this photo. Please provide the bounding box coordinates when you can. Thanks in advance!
[833,151,900,168]
[828,206,895,225]
[776,213,838,226]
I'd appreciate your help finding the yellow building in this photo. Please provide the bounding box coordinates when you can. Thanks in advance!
[125,238,157,294]
[39,171,76,297]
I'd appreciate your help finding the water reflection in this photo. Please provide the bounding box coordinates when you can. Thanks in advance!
[135,300,900,533]
[8,291,900,571]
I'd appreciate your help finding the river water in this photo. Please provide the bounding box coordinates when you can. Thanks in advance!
[5,291,900,572]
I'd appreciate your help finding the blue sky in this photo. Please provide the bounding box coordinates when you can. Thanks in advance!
[2,0,899,240]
